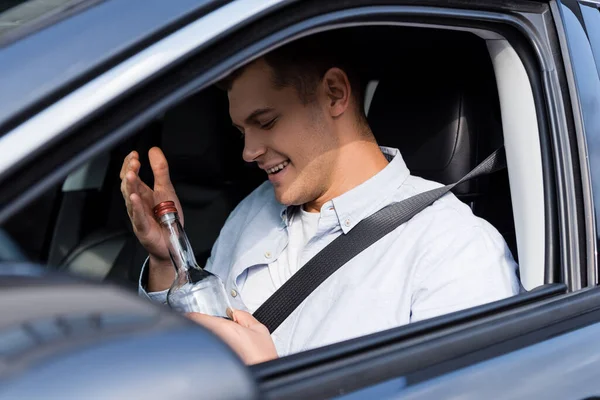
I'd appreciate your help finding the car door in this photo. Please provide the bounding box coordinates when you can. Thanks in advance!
[0,0,598,399]
[312,1,600,398]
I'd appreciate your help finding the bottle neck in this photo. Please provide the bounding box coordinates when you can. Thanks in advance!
[159,212,200,278]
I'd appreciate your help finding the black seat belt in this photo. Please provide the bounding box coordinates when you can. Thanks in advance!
[253,147,507,333]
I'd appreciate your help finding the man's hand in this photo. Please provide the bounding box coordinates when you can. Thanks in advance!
[186,309,278,365]
[120,147,184,291]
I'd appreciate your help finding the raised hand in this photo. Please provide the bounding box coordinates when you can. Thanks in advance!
[120,147,184,287]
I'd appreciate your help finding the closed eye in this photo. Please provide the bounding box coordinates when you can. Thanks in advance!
[260,117,277,130]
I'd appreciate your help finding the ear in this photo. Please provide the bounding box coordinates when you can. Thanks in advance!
[322,67,351,118]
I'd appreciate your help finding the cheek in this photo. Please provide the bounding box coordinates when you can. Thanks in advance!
[270,106,335,178]
[269,118,313,160]
[291,113,333,158]
[289,133,337,191]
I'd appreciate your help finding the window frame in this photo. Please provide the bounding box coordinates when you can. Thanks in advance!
[0,0,594,397]
[553,0,600,287]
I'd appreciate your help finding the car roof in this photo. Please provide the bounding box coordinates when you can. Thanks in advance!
[0,0,221,135]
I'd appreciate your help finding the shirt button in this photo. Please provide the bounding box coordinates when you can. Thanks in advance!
[265,251,272,259]
[344,219,351,227]
[231,289,238,298]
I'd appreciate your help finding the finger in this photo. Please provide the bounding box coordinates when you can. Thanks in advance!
[119,152,132,180]
[186,312,233,326]
[123,170,158,222]
[229,309,267,332]
[120,157,151,202]
[126,171,149,217]
[185,312,237,335]
[128,157,141,175]
[148,147,173,188]
[124,165,154,207]
[186,312,212,324]
[121,170,139,201]
[123,157,142,189]
[120,174,134,214]
[130,193,151,235]
[119,151,139,180]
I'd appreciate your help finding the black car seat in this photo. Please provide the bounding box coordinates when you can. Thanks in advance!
[367,44,517,259]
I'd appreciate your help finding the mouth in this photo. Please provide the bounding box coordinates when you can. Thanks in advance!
[266,160,290,175]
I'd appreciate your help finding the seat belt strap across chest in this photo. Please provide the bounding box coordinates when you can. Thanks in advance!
[253,147,507,333]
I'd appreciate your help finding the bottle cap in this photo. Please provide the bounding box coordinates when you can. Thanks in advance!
[153,201,178,219]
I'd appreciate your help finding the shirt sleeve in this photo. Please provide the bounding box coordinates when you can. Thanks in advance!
[410,223,524,323]
[138,256,169,304]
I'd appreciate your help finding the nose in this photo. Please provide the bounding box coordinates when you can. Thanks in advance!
[242,130,267,163]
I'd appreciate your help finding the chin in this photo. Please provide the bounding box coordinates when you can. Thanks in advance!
[274,191,293,206]
[274,188,301,207]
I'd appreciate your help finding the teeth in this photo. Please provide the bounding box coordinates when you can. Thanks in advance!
[267,160,289,174]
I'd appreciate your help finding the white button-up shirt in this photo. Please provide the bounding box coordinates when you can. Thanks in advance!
[140,147,521,356]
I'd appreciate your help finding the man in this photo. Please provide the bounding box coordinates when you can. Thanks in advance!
[120,36,521,365]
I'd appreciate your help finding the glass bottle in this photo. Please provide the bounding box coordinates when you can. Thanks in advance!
[153,201,231,318]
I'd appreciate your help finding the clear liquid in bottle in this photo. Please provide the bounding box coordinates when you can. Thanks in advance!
[153,201,231,318]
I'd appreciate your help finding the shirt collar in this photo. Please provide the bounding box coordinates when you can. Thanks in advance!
[330,146,410,233]
[278,147,410,233]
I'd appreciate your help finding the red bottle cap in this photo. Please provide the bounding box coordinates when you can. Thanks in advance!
[153,201,178,219]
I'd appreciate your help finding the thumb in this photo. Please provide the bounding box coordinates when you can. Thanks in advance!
[228,308,268,332]
[148,147,173,188]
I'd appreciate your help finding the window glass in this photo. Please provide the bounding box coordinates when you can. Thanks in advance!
[1,26,532,362]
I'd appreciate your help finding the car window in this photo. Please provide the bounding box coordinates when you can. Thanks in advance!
[5,28,522,276]
[0,20,555,370]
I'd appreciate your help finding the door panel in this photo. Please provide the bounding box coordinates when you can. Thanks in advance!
[393,320,600,399]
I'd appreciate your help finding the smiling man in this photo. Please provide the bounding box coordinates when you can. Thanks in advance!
[120,35,522,365]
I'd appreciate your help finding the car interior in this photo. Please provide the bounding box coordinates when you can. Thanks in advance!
[2,26,524,299]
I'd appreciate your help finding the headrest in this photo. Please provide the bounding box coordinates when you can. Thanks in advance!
[368,62,478,190]
[160,87,242,187]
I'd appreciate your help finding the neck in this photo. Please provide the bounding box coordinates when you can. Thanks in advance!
[304,129,389,213]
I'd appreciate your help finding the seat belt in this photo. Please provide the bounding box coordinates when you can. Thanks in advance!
[253,147,507,333]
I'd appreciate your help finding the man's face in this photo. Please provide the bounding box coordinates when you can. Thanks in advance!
[228,59,339,207]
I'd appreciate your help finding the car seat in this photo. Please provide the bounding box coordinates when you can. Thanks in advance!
[366,44,518,260]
